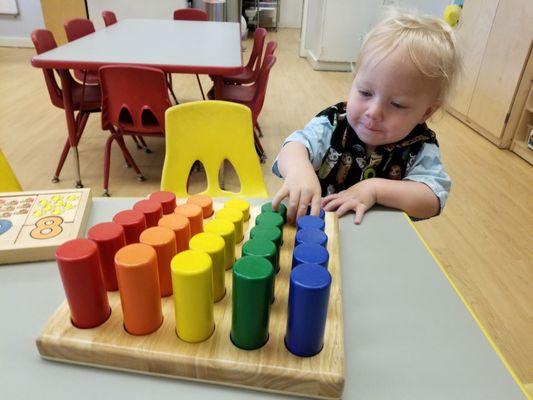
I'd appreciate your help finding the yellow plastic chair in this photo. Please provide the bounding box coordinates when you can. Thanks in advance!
[0,149,22,192]
[161,101,268,198]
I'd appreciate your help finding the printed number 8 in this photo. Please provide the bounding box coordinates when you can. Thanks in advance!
[31,216,63,240]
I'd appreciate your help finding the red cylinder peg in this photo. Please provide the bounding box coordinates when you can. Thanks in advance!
[149,191,176,214]
[55,238,111,329]
[112,209,146,244]
[133,199,163,228]
[87,222,126,291]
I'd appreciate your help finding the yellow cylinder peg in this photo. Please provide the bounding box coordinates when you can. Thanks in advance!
[215,207,244,243]
[204,219,235,270]
[225,198,250,222]
[171,250,214,342]
[189,232,226,302]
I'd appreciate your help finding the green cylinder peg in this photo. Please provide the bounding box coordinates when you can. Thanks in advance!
[261,202,287,223]
[242,238,278,273]
[231,256,273,350]
[250,224,282,273]
[242,238,277,302]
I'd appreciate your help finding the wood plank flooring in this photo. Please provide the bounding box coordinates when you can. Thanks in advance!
[0,28,531,392]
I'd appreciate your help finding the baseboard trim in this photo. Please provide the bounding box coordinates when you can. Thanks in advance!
[305,50,352,72]
[0,36,32,48]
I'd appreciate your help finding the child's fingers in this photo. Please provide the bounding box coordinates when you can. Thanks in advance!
[354,203,369,225]
[310,194,322,217]
[271,187,289,211]
[286,189,302,224]
[295,189,314,222]
[296,200,309,222]
[335,199,358,218]
[323,195,346,212]
[321,193,340,208]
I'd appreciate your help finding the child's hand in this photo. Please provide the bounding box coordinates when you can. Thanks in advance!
[272,167,321,224]
[321,179,377,224]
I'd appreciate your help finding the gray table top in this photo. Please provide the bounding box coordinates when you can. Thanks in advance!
[31,18,243,74]
[0,198,525,399]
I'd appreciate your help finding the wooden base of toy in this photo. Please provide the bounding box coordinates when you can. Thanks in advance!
[36,203,344,399]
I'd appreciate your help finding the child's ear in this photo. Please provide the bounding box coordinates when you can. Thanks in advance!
[419,101,441,123]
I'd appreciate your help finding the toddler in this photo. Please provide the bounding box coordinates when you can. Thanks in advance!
[272,12,459,224]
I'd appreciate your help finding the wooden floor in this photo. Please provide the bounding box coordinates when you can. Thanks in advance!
[1,28,532,393]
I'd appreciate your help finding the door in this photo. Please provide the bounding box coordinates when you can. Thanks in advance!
[467,0,533,139]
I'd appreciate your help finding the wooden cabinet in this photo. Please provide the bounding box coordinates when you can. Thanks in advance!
[510,50,533,165]
[446,0,533,148]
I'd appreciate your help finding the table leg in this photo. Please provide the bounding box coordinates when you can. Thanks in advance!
[214,76,223,100]
[58,70,83,188]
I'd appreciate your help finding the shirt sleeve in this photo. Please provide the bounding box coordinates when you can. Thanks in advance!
[272,115,334,178]
[403,143,451,212]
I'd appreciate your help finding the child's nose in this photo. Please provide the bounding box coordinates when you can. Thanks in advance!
[365,101,383,120]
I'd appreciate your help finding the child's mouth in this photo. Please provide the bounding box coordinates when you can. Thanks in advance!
[361,122,382,133]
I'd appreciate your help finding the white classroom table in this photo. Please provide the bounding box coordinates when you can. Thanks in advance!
[0,198,527,399]
[30,19,243,188]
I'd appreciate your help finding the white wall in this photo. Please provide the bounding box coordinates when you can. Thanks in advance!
[0,0,44,47]
[87,0,188,30]
[301,0,452,71]
[304,0,325,57]
[279,0,303,28]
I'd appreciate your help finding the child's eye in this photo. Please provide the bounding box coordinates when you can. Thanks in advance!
[358,90,372,97]
[391,101,406,109]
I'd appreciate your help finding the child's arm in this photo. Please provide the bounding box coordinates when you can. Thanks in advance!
[322,143,449,224]
[322,178,439,224]
[272,142,322,224]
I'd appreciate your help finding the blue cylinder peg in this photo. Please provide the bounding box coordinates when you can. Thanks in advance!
[296,215,325,232]
[285,263,332,357]
[292,243,329,269]
[295,228,328,248]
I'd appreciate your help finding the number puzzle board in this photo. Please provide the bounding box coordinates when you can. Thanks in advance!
[36,202,344,399]
[0,189,91,264]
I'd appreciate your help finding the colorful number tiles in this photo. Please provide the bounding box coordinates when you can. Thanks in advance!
[0,189,91,264]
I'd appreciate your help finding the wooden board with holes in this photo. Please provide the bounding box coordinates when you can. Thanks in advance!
[36,202,344,399]
[0,188,91,264]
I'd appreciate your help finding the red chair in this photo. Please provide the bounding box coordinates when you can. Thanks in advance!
[172,8,208,100]
[99,65,172,196]
[64,19,99,85]
[31,29,101,183]
[102,11,117,27]
[173,8,208,21]
[222,27,266,84]
[214,45,277,162]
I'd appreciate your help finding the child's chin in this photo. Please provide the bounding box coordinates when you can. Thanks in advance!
[356,131,388,146]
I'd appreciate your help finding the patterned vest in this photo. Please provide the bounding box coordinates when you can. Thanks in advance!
[316,102,438,196]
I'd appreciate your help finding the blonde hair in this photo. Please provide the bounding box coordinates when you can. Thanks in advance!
[356,11,460,103]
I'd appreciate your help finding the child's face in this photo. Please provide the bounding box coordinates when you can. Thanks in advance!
[347,47,441,148]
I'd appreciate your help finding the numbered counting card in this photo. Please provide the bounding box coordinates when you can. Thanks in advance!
[0,189,91,264]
